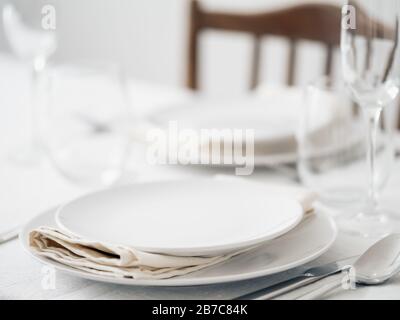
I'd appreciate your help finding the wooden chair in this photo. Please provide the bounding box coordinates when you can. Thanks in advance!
[187,1,342,90]
[187,1,400,129]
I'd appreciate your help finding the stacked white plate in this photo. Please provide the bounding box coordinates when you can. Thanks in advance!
[22,179,337,286]
[147,89,337,167]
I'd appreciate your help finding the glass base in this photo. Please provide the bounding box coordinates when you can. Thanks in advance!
[337,208,400,239]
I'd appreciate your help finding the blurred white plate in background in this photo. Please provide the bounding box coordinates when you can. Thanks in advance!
[148,89,335,166]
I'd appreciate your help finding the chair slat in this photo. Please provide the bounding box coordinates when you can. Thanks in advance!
[287,40,297,86]
[187,0,200,89]
[398,107,400,129]
[325,45,334,76]
[250,35,261,90]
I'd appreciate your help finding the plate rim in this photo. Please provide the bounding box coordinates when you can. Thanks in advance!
[54,180,305,256]
[21,206,337,287]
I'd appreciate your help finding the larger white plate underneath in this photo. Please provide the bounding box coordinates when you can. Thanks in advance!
[21,206,336,287]
[55,180,304,256]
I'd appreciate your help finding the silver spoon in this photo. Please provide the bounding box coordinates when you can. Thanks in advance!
[296,234,400,300]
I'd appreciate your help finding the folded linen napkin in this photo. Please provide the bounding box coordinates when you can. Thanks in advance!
[29,182,316,280]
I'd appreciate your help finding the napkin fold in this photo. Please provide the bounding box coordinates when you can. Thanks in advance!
[29,228,248,280]
[29,182,316,280]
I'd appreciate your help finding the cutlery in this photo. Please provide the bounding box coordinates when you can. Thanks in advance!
[295,234,400,300]
[0,227,19,244]
[234,256,357,300]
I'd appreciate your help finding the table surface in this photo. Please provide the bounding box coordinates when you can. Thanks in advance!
[1,55,400,300]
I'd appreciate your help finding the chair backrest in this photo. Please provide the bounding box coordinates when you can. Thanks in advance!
[187,1,400,129]
[187,1,342,90]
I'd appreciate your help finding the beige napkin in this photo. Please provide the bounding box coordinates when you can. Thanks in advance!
[29,182,316,280]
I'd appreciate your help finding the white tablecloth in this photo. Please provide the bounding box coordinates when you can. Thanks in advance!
[1,55,400,300]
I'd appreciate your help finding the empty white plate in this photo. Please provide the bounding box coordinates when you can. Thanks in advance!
[55,180,304,256]
[148,93,336,166]
[22,205,337,286]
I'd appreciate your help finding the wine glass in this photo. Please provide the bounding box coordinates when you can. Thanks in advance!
[44,62,132,187]
[298,75,394,209]
[2,4,57,165]
[341,0,400,237]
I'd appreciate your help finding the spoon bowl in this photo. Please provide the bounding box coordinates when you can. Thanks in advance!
[354,234,400,285]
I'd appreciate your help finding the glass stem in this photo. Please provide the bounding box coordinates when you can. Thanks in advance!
[30,56,45,149]
[363,106,382,215]
[30,66,39,148]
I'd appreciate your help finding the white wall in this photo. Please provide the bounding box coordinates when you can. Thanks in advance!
[0,0,344,95]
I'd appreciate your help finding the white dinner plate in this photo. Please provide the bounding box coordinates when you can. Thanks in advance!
[148,93,335,166]
[55,180,303,256]
[21,206,337,287]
